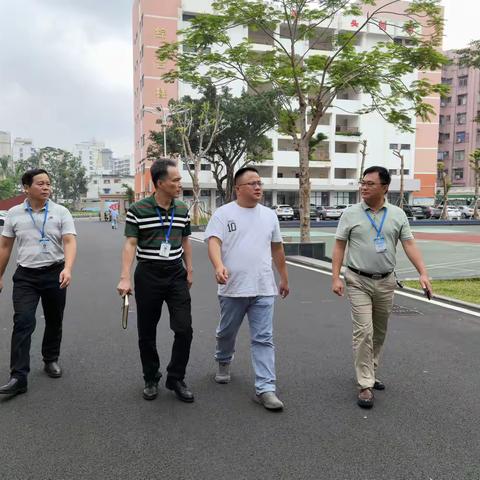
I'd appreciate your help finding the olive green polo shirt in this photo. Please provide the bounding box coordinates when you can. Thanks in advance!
[335,200,413,274]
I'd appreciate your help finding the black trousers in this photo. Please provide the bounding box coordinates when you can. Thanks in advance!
[134,261,193,382]
[10,262,67,381]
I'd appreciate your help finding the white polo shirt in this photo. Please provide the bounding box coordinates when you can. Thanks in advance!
[2,199,77,268]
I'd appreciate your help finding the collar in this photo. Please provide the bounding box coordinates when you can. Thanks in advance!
[148,194,176,211]
[23,199,49,212]
[361,198,389,212]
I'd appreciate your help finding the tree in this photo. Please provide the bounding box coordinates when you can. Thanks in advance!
[0,177,17,200]
[358,139,367,192]
[0,155,11,180]
[158,0,447,241]
[469,149,480,220]
[392,149,406,208]
[122,183,135,205]
[437,161,451,220]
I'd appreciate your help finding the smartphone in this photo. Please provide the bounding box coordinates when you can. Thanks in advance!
[423,288,431,300]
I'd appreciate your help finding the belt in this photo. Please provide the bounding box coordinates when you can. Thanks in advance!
[347,266,392,280]
[19,261,65,272]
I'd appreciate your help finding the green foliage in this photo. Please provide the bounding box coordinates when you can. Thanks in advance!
[0,177,17,200]
[456,39,480,69]
[122,183,135,204]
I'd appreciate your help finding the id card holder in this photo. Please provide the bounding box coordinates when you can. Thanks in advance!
[39,237,51,254]
[374,235,387,253]
[159,241,171,258]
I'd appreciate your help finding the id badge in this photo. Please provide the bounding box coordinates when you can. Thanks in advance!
[374,235,387,253]
[39,238,51,254]
[159,241,171,258]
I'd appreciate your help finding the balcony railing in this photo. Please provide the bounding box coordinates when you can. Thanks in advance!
[335,125,360,136]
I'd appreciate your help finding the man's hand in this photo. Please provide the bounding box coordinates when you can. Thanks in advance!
[59,268,72,289]
[215,265,229,284]
[279,280,289,299]
[117,278,132,297]
[332,277,345,296]
[419,274,433,299]
[186,270,193,289]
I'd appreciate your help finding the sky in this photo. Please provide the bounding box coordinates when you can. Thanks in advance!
[0,0,478,158]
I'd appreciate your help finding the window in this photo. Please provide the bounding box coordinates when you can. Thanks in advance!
[248,27,274,46]
[104,179,111,184]
[93,180,98,185]
[458,76,468,87]
[440,96,451,107]
[114,179,121,184]
[389,143,399,150]
[200,164,211,171]
[389,169,397,175]
[456,131,466,143]
[278,139,296,151]
[454,150,465,162]
[182,13,197,22]
[277,172,283,178]
[333,191,356,204]
[439,115,445,125]
[457,94,467,106]
[453,168,464,180]
[457,113,467,125]
[400,144,411,150]
[441,77,453,85]
[403,169,409,175]
[439,132,450,143]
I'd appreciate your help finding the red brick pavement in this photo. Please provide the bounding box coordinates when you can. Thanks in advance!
[413,232,480,244]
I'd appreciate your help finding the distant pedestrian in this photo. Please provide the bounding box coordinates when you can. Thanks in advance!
[117,158,194,403]
[0,169,77,396]
[110,208,119,229]
[204,166,289,411]
[331,166,432,409]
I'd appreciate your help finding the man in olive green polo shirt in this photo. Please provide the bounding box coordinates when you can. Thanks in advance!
[332,166,432,409]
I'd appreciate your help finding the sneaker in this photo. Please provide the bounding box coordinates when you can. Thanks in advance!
[214,362,231,384]
[254,391,284,411]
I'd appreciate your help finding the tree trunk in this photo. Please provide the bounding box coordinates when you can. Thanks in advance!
[299,139,311,243]
[441,173,449,220]
[474,168,479,220]
[191,160,201,225]
[399,153,405,209]
[225,170,235,203]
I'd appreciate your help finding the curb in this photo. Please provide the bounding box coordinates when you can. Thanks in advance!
[286,255,480,313]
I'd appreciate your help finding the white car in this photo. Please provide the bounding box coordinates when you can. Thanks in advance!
[446,207,461,220]
[272,204,294,220]
[0,210,7,226]
[458,205,474,219]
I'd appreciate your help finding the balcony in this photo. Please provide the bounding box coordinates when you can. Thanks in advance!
[335,125,361,136]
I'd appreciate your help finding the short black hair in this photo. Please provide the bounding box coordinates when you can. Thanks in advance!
[22,169,50,187]
[234,166,259,185]
[363,166,391,186]
[150,158,177,187]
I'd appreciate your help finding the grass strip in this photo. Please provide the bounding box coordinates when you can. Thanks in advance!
[403,278,480,305]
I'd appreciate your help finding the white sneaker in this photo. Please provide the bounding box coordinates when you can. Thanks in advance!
[214,362,231,384]
[255,391,284,411]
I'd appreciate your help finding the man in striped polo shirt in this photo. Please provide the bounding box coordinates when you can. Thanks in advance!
[117,158,194,403]
[0,168,77,396]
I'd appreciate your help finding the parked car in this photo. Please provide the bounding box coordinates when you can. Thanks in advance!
[292,205,318,220]
[316,206,343,220]
[272,204,294,220]
[0,210,7,226]
[418,205,441,219]
[402,205,425,219]
[458,205,474,219]
[446,207,461,220]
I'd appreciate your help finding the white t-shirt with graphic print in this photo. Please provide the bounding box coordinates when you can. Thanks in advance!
[204,201,283,297]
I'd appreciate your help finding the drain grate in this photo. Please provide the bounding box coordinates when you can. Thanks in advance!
[391,304,423,316]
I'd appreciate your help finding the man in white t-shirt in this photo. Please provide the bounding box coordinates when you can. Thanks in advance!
[204,167,289,411]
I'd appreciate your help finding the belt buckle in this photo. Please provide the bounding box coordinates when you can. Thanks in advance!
[371,273,382,280]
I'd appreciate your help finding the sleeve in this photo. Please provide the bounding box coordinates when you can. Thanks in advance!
[271,212,282,243]
[399,211,414,241]
[61,209,77,236]
[335,211,350,240]
[1,210,16,238]
[204,212,225,243]
[182,212,191,237]
[124,206,140,238]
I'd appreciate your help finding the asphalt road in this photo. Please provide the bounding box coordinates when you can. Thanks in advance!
[0,220,479,480]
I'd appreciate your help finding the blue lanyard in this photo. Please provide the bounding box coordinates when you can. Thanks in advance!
[26,200,49,240]
[155,206,175,243]
[365,208,387,238]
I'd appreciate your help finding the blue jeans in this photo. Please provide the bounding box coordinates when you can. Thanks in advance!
[216,295,276,395]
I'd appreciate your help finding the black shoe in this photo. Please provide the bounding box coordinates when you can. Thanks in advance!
[44,361,62,378]
[357,388,374,409]
[373,380,385,391]
[143,381,159,401]
[0,378,28,395]
[165,378,194,403]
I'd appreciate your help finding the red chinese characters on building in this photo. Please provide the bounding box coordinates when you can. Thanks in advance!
[378,20,387,32]
[351,19,359,28]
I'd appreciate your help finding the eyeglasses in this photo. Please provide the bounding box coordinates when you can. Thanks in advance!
[358,181,387,188]
[238,181,264,188]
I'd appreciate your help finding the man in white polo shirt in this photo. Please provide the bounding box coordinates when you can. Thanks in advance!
[0,169,77,396]
[204,167,289,411]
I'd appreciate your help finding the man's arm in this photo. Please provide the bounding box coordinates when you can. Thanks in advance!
[182,236,193,289]
[401,238,433,296]
[207,236,229,284]
[0,236,15,293]
[331,239,347,296]
[271,242,289,298]
[59,234,77,289]
[116,237,138,296]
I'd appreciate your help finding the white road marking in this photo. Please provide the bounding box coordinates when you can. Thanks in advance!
[285,261,480,318]
[395,257,480,273]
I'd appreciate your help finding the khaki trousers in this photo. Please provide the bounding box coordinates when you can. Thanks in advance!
[344,268,396,390]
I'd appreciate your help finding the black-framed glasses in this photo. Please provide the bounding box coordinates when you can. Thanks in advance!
[238,181,264,187]
[358,181,387,187]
